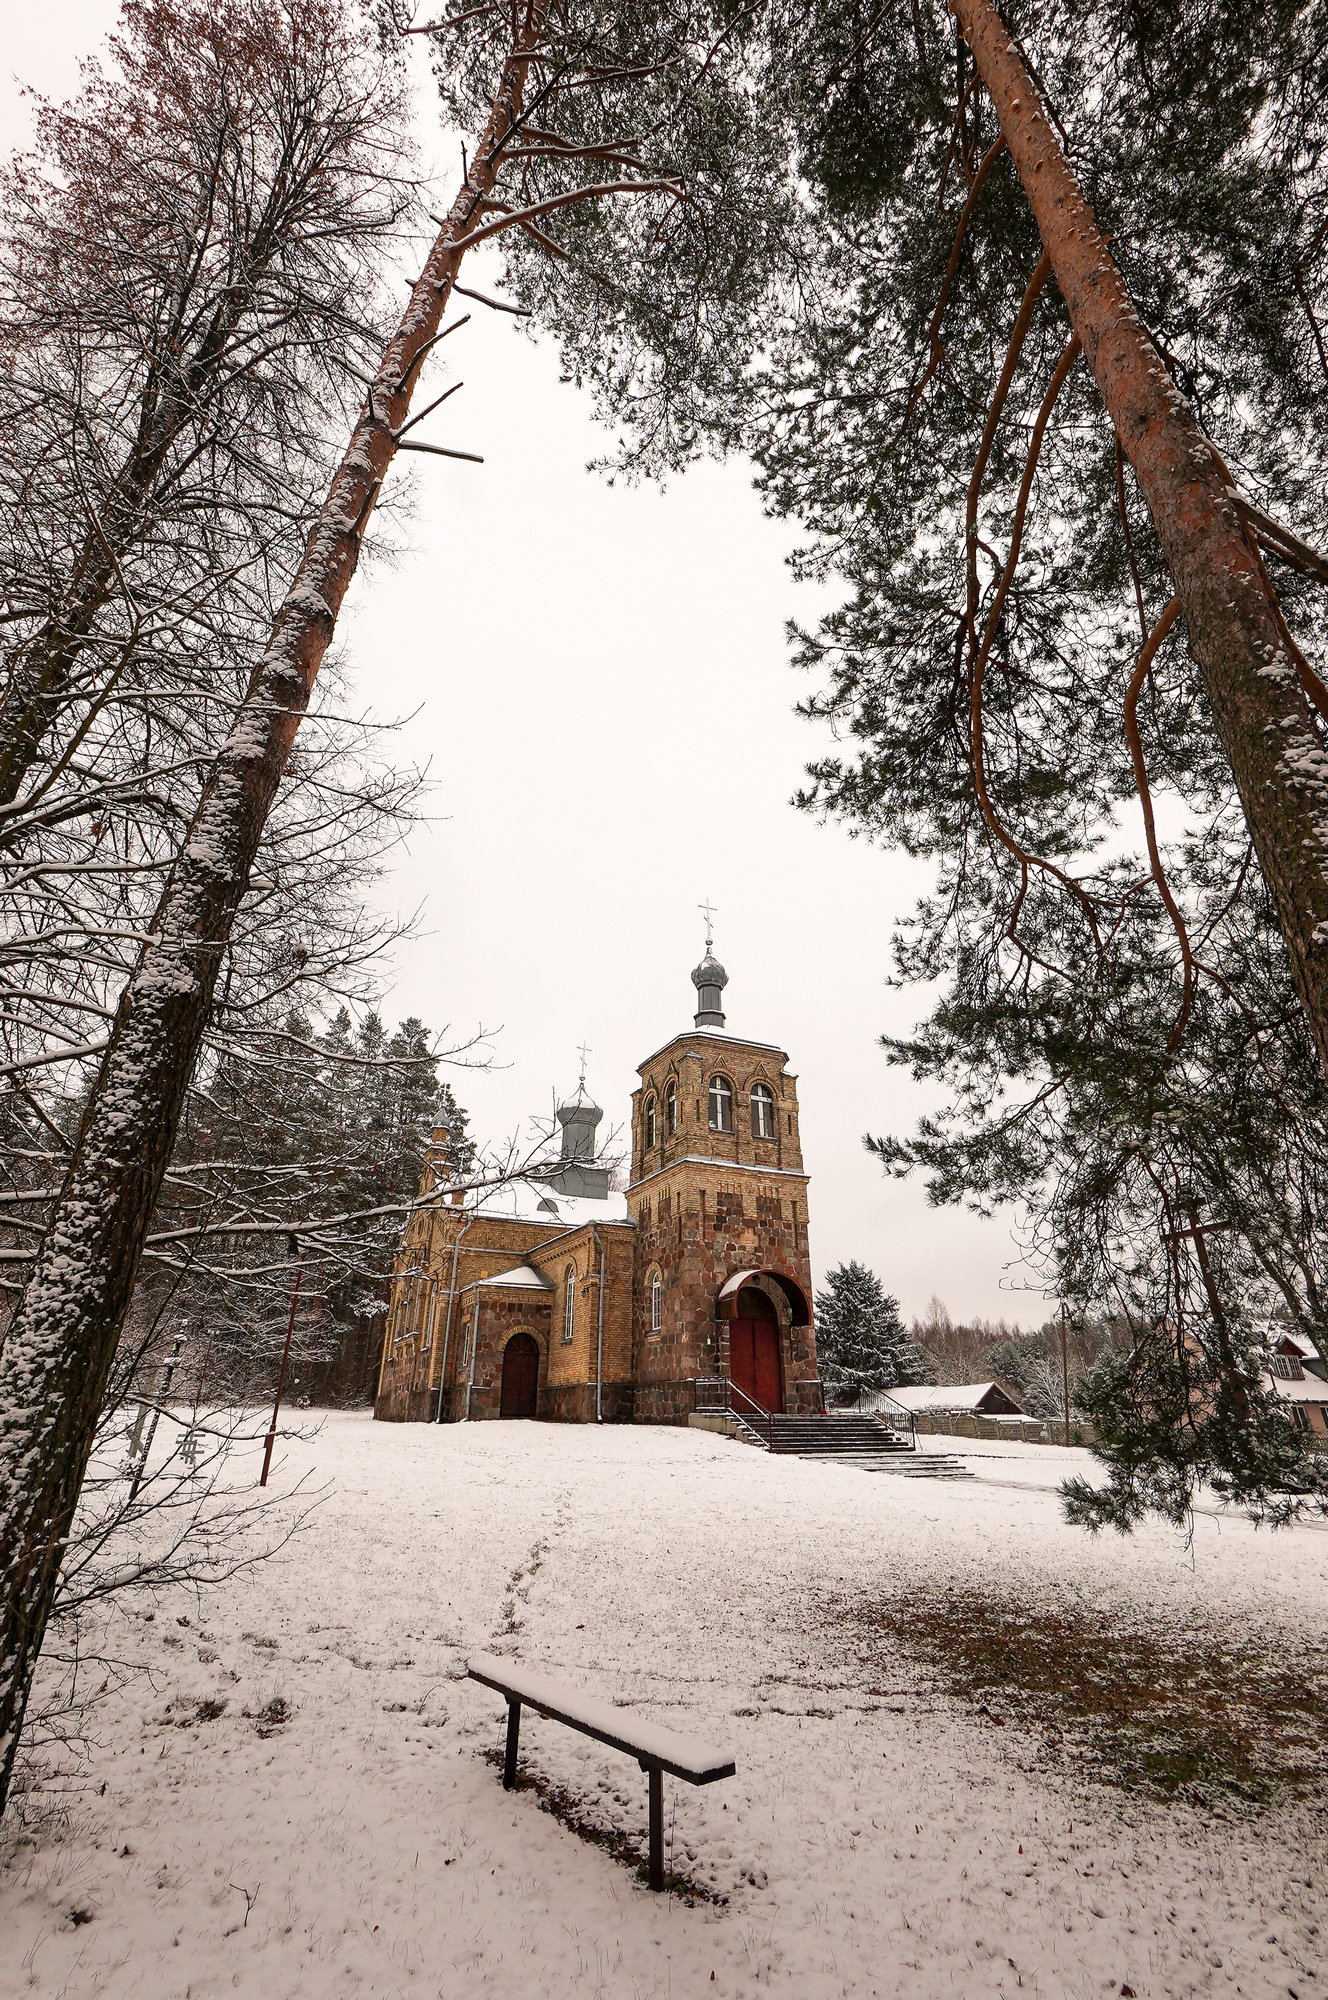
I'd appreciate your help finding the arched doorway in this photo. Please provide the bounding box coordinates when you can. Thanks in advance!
[499,1332,540,1419]
[728,1287,783,1413]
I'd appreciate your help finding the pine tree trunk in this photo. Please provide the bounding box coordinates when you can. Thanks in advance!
[0,27,538,1810]
[952,0,1328,1074]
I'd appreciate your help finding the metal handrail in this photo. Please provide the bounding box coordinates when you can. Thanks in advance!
[854,1388,917,1447]
[689,1376,775,1449]
[689,1377,918,1454]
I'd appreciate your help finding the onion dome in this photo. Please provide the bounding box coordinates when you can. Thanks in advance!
[556,1081,603,1162]
[691,951,728,1028]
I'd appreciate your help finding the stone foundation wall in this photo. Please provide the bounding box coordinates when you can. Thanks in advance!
[543,1382,596,1424]
[633,1379,694,1426]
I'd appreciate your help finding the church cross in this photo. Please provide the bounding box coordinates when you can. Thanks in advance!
[699,898,717,952]
[577,1041,592,1088]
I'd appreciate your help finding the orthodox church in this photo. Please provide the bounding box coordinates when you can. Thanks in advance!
[374,931,822,1425]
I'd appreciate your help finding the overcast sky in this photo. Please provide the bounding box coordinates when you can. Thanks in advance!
[2,6,1055,1327]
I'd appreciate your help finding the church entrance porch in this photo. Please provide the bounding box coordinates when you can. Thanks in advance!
[728,1288,783,1413]
[499,1332,540,1418]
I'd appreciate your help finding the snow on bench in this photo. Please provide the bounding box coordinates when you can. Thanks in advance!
[467,1652,736,1890]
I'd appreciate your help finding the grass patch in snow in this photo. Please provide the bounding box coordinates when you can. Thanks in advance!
[480,1748,728,1905]
[844,1587,1328,1811]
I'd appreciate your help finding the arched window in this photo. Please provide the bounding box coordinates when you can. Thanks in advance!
[650,1268,662,1333]
[708,1076,734,1132]
[751,1082,775,1139]
[644,1094,657,1148]
[665,1080,678,1135]
[563,1265,576,1343]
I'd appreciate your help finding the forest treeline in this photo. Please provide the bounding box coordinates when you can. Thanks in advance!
[5,0,1328,1805]
[911,1298,1119,1421]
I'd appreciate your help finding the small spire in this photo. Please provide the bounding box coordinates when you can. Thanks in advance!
[691,907,728,1029]
[552,1056,609,1199]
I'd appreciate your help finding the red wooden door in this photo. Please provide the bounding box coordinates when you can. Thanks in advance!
[729,1319,783,1413]
[753,1322,782,1413]
[730,1319,756,1406]
[500,1333,539,1418]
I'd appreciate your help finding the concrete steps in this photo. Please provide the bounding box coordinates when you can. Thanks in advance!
[768,1415,913,1458]
[826,1451,976,1481]
[698,1410,975,1478]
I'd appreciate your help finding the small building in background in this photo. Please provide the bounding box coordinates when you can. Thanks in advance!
[1263,1331,1328,1434]
[890,1380,1027,1419]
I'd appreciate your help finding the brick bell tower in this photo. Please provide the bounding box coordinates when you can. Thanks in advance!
[628,913,821,1423]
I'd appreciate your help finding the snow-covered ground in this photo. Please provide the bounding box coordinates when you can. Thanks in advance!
[2,1413,1325,1998]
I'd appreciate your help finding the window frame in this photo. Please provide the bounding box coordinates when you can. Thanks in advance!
[665,1080,677,1135]
[563,1265,576,1344]
[644,1094,657,1148]
[650,1268,662,1333]
[708,1074,734,1133]
[750,1082,775,1139]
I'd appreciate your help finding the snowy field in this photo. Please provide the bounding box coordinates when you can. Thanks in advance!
[2,1412,1326,1999]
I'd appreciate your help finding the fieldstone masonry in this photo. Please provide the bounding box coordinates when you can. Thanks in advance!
[628,1030,819,1422]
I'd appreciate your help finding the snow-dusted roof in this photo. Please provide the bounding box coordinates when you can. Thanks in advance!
[449,1177,631,1229]
[474,1263,553,1292]
[890,1383,1008,1413]
[1262,1369,1328,1405]
[1272,1331,1321,1360]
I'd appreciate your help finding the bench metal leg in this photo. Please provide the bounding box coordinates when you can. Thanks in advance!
[503,1699,521,1790]
[647,1765,663,1891]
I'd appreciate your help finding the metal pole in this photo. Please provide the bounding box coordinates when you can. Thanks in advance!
[260,1244,302,1488]
[594,1229,605,1423]
[647,1766,663,1890]
[503,1699,521,1789]
[436,1211,472,1422]
[1061,1300,1071,1447]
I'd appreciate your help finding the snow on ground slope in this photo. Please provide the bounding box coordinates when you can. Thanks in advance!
[1,1413,1325,1999]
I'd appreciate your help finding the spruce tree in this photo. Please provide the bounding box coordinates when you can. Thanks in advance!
[435,1081,476,1179]
[814,1262,932,1398]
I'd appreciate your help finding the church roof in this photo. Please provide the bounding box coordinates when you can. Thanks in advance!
[473,1263,553,1291]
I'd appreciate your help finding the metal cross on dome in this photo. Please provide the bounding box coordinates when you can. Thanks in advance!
[699,898,718,952]
[576,1041,592,1089]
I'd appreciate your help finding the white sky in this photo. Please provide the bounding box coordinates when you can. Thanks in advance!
[2,6,1054,1326]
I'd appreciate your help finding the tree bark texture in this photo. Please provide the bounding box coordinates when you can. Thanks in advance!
[0,26,539,1808]
[952,0,1328,1075]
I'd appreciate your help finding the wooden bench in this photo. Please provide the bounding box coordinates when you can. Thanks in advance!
[467,1653,736,1890]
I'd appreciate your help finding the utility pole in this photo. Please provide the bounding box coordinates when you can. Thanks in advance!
[1060,1301,1071,1448]
[261,1235,302,1488]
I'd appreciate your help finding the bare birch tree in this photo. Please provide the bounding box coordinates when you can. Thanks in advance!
[0,0,425,1281]
[0,0,795,1805]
